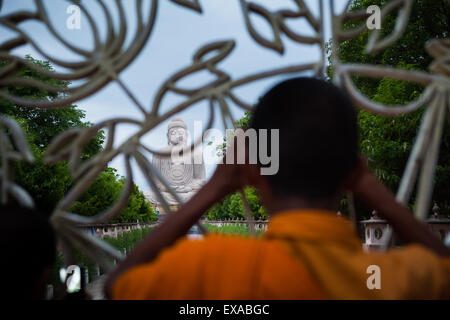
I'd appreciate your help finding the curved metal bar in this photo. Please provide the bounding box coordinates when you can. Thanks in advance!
[0,53,99,80]
[396,98,441,205]
[56,221,123,271]
[170,0,203,13]
[0,0,158,110]
[35,0,93,57]
[104,0,128,58]
[239,0,321,54]
[66,154,135,225]
[239,0,284,54]
[339,64,436,86]
[240,189,256,236]
[414,93,447,220]
[365,0,413,55]
[6,179,35,208]
[0,17,94,69]
[0,0,448,270]
[341,72,435,115]
[67,0,101,48]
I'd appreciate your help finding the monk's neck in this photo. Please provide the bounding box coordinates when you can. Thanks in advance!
[269,196,337,216]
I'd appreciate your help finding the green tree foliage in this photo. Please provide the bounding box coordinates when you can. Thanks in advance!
[0,56,155,221]
[0,56,103,153]
[335,0,450,215]
[206,187,267,220]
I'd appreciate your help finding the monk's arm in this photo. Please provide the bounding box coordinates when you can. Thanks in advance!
[104,176,230,298]
[105,138,253,298]
[352,171,450,257]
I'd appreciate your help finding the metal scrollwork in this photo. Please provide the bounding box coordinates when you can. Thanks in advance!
[0,0,448,268]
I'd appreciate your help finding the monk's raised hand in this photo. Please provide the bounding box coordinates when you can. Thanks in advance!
[209,133,258,198]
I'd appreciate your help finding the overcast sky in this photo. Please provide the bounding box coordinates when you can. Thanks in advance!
[0,0,347,191]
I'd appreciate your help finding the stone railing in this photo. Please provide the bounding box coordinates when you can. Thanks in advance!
[202,219,269,231]
[77,222,159,239]
[77,219,269,239]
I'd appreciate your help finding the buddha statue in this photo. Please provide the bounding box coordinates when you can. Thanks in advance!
[146,118,206,208]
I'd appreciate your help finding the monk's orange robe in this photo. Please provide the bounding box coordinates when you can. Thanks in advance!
[112,210,450,299]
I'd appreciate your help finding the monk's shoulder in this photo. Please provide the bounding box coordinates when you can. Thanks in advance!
[196,233,264,249]
[173,233,265,258]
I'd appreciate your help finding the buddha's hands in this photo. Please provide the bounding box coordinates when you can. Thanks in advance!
[174,185,192,192]
[189,179,204,191]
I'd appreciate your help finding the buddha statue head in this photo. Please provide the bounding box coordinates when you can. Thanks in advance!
[167,118,188,146]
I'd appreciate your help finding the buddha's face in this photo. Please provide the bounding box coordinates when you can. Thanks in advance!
[168,126,187,146]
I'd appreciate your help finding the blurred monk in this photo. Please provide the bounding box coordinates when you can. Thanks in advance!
[105,77,450,299]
